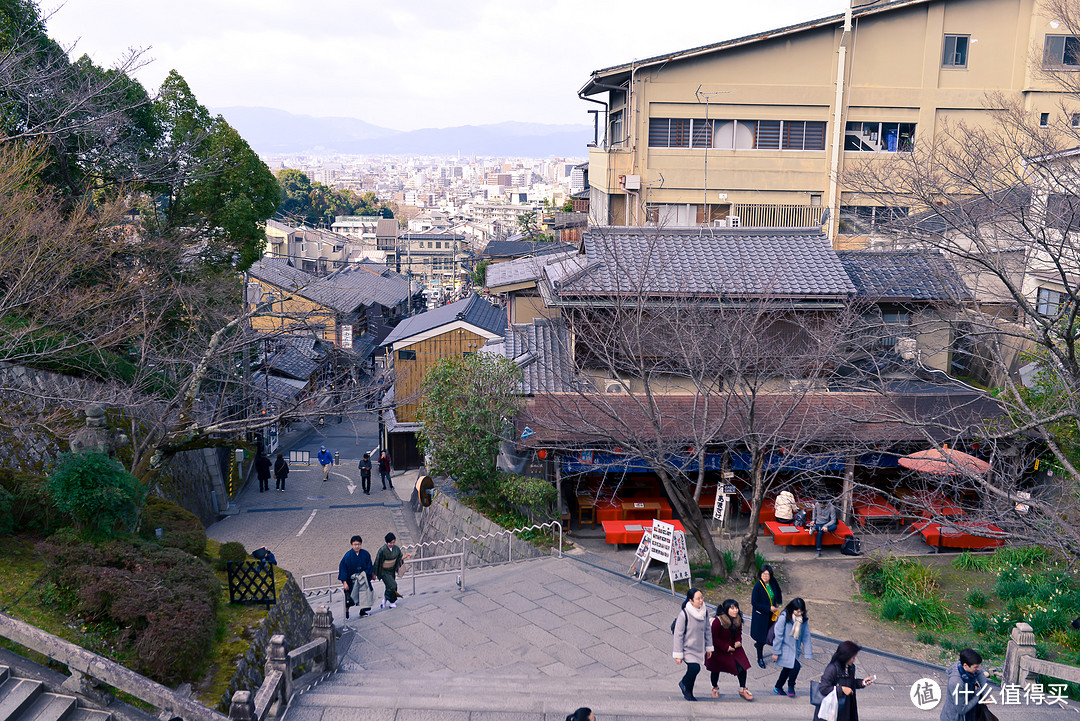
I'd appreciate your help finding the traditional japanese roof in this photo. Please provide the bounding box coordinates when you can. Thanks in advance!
[381,294,507,346]
[247,257,411,313]
[517,388,1004,448]
[837,251,970,302]
[248,258,317,291]
[486,250,577,290]
[483,240,577,260]
[545,228,855,302]
[486,318,576,394]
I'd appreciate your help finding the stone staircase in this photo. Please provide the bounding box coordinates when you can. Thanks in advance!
[0,666,110,721]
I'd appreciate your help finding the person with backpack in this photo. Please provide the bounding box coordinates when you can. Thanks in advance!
[705,598,754,701]
[750,564,782,668]
[672,587,713,702]
[770,597,813,697]
[273,453,289,492]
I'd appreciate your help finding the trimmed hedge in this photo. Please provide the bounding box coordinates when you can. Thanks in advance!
[141,496,208,557]
[36,535,220,685]
[0,468,65,534]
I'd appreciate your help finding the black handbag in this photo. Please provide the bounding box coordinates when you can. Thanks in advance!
[841,536,862,556]
[810,680,824,706]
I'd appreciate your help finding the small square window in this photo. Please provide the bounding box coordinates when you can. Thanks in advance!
[1040,112,1050,127]
[397,349,416,361]
[1071,113,1080,128]
[942,34,969,68]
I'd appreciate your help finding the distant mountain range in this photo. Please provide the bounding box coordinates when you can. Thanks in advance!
[213,107,591,158]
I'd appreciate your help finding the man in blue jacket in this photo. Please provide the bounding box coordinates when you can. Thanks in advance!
[338,535,373,619]
[318,445,333,481]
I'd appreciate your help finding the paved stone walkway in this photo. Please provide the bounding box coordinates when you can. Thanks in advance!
[283,556,1073,720]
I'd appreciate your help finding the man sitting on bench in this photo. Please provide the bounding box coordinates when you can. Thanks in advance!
[808,496,837,558]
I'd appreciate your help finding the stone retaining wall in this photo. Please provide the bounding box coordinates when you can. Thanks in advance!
[216,571,313,713]
[415,490,549,569]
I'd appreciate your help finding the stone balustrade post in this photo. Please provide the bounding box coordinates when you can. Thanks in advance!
[265,634,289,703]
[228,690,254,721]
[1002,622,1036,686]
[310,606,336,673]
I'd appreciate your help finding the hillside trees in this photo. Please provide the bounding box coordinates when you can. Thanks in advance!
[275,168,391,227]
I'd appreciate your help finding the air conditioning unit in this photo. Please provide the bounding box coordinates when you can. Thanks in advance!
[604,381,626,394]
[896,337,918,361]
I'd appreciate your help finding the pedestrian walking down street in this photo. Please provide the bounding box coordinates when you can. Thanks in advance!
[273,453,289,492]
[705,599,754,701]
[254,452,272,493]
[672,587,713,702]
[378,450,393,489]
[359,453,372,495]
[940,649,988,721]
[814,640,875,721]
[318,445,333,481]
[750,564,782,668]
[565,709,593,721]
[770,597,813,697]
[373,532,412,608]
[338,535,374,619]
[809,496,838,558]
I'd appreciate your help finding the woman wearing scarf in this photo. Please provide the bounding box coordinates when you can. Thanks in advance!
[672,587,713,702]
[770,597,813,697]
[750,564,782,668]
[705,598,754,701]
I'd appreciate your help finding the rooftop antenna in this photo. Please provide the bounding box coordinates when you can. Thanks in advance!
[695,85,731,228]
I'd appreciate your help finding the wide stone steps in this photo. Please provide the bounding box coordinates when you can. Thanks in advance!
[288,669,928,720]
[0,667,110,721]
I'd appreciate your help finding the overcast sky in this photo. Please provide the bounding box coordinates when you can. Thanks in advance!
[45,1,845,132]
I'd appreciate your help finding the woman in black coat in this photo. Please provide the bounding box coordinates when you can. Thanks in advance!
[749,564,782,668]
[814,640,875,721]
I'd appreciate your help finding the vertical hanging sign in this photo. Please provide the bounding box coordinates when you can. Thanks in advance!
[669,530,691,582]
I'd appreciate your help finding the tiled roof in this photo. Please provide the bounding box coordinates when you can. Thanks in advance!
[248,258,411,313]
[248,258,318,290]
[265,346,320,381]
[382,294,507,346]
[489,318,576,394]
[483,240,577,259]
[837,251,971,302]
[550,228,855,300]
[518,389,1004,448]
[486,251,577,289]
[251,372,308,402]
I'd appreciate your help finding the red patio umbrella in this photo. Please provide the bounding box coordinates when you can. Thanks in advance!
[899,445,991,476]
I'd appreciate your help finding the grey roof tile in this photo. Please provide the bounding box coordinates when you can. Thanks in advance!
[382,294,507,346]
[486,251,577,289]
[483,240,577,259]
[837,251,970,301]
[248,258,411,313]
[494,318,576,394]
[550,228,855,299]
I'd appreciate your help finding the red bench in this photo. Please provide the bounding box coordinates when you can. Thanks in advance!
[913,521,1006,551]
[852,491,900,528]
[601,519,685,545]
[764,520,853,551]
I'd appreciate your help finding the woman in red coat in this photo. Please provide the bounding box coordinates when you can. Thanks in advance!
[706,599,754,701]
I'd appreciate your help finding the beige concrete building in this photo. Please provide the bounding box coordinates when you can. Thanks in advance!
[579,0,1079,244]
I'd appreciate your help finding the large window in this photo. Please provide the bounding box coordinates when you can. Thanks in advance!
[844,122,916,152]
[608,109,624,146]
[1044,35,1080,67]
[1037,287,1064,316]
[649,118,825,150]
[942,34,969,68]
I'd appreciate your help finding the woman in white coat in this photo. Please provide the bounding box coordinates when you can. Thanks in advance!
[673,587,713,702]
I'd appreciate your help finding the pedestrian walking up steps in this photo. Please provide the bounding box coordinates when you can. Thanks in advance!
[0,666,110,721]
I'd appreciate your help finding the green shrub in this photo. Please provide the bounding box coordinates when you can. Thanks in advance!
[995,570,1029,601]
[953,551,992,571]
[35,536,220,685]
[216,541,248,571]
[916,629,935,645]
[855,555,888,597]
[141,497,207,557]
[902,595,949,626]
[0,468,66,534]
[722,550,736,574]
[755,553,768,574]
[881,596,905,620]
[966,589,988,608]
[47,452,143,536]
[969,610,991,634]
[993,546,1048,568]
[496,473,556,521]
[0,485,13,535]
